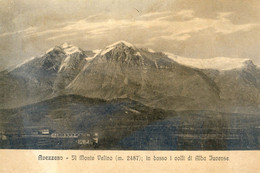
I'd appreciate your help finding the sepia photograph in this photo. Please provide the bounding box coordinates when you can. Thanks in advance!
[0,0,259,172]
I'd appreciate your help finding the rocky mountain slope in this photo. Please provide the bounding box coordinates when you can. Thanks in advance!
[0,43,94,108]
[0,41,259,113]
[67,41,220,111]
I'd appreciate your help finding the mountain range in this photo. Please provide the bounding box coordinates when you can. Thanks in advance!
[1,40,260,114]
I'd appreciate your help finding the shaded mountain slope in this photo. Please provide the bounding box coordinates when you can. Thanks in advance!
[0,94,173,149]
[0,43,93,108]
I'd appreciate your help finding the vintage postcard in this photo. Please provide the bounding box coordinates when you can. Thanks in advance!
[0,0,259,172]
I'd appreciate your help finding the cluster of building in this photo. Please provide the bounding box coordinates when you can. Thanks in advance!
[0,131,7,141]
[23,128,99,146]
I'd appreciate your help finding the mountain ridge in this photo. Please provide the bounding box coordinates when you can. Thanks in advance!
[1,40,260,114]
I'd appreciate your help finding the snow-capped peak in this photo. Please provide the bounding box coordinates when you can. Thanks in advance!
[166,52,254,71]
[60,42,70,49]
[101,40,136,56]
[45,43,82,55]
[60,42,82,55]
[108,40,135,48]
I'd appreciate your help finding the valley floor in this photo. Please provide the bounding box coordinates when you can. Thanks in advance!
[1,111,259,150]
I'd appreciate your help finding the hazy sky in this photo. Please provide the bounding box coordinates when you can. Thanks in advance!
[1,0,260,71]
